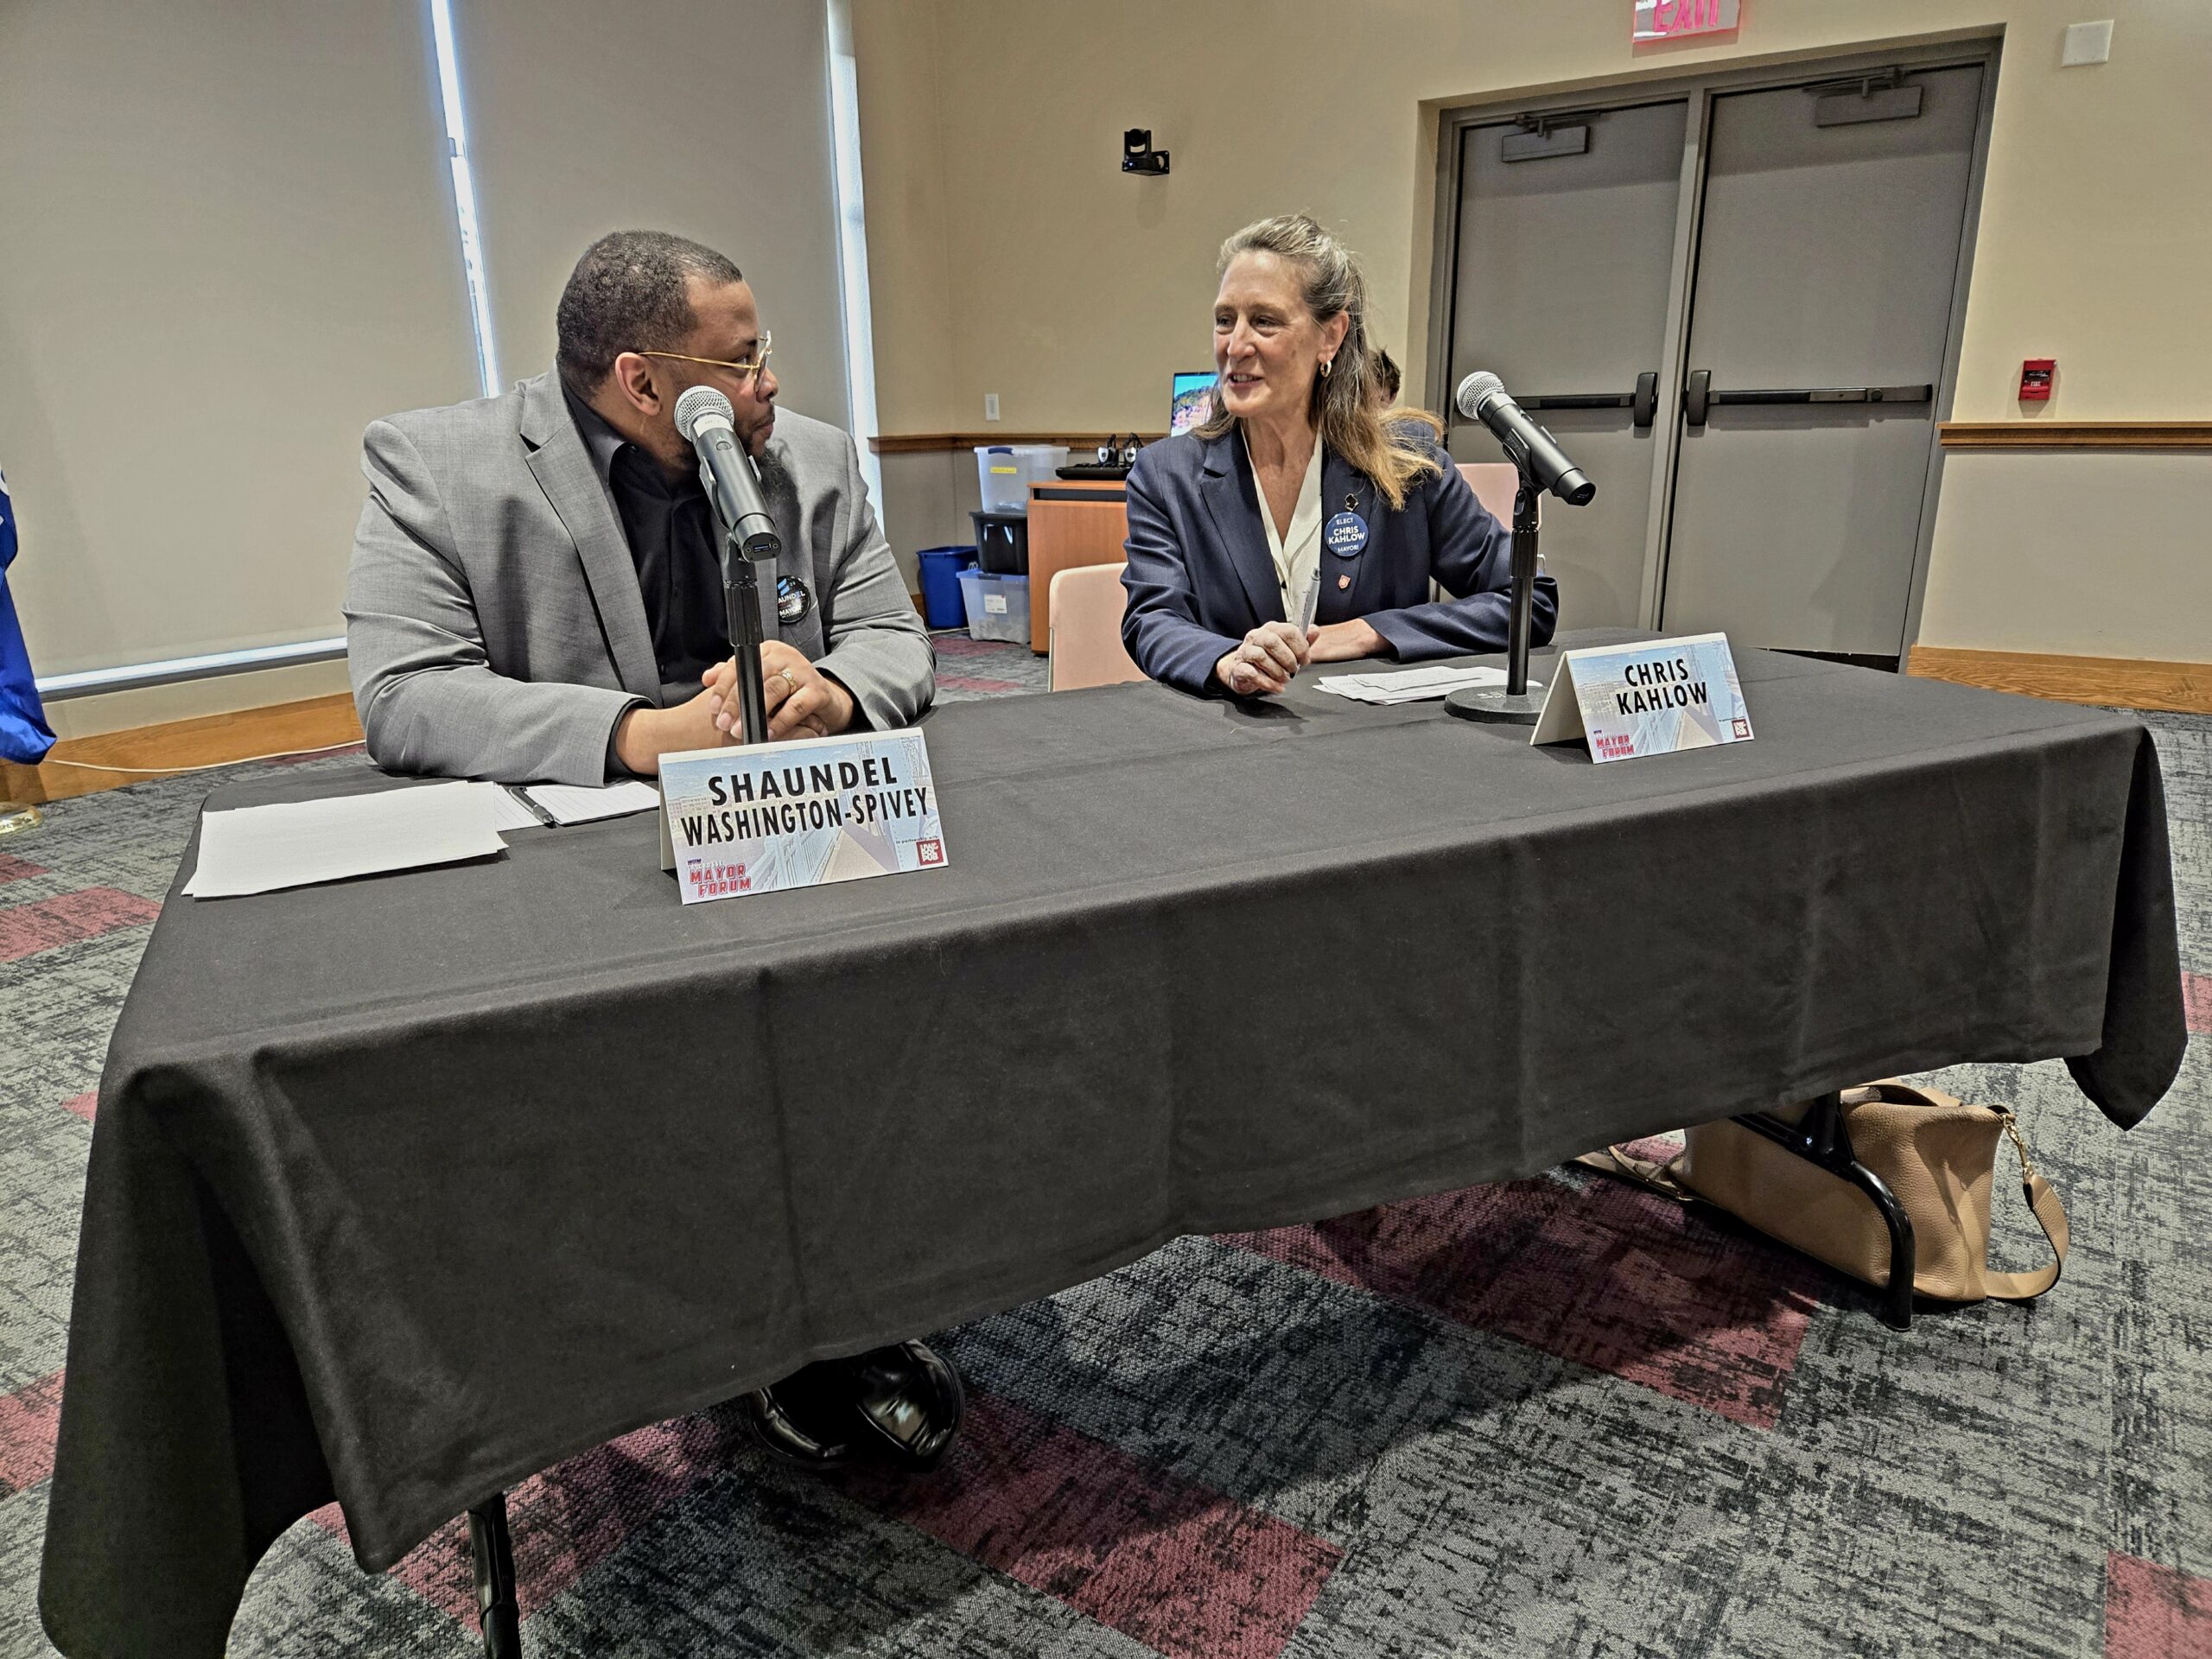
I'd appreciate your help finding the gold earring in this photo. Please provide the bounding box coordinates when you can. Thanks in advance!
[1319,358,1332,379]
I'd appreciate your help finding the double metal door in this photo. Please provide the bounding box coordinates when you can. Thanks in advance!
[1441,54,1988,658]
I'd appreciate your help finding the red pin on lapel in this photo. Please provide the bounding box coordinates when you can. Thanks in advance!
[1338,574,1351,589]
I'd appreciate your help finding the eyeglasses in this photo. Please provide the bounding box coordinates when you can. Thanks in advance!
[637,332,773,385]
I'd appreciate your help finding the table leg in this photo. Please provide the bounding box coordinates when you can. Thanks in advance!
[467,1491,522,1657]
[1734,1093,1917,1331]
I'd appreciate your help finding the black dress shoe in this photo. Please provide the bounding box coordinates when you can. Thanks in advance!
[743,1339,965,1473]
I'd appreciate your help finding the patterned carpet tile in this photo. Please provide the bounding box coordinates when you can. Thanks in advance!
[853,1392,1341,1659]
[2104,1553,2212,1659]
[0,888,159,964]
[1223,1174,1823,1429]
[0,1371,60,1501]
[314,1406,756,1626]
[932,636,1049,701]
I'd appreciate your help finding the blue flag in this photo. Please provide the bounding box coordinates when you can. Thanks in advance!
[0,466,59,766]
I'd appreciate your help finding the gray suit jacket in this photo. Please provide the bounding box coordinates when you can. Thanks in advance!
[345,370,931,785]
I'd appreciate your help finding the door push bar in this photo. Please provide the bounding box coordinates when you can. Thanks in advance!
[1682,369,1934,426]
[1511,372,1660,429]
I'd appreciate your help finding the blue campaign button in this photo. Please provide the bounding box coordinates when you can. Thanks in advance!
[1324,512,1368,557]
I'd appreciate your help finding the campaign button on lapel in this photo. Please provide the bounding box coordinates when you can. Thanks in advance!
[777,574,813,626]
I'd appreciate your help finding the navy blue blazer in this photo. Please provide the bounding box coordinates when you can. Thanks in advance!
[1118,426,1558,697]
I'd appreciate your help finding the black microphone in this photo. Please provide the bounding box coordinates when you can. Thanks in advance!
[673,385,781,562]
[1453,371,1596,505]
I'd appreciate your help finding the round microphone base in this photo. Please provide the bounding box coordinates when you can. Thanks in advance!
[1443,686,1546,726]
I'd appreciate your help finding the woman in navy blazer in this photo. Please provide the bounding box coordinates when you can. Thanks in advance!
[1121,215,1557,698]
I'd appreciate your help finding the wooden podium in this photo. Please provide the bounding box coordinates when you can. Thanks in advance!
[1024,480,1128,654]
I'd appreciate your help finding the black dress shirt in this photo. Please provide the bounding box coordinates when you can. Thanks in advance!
[563,385,730,690]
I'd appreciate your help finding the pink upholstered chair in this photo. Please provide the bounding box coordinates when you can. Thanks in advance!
[1047,563,1147,691]
[1449,463,1535,603]
[1456,461,1535,526]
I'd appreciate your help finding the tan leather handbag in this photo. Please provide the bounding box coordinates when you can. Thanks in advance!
[1582,1080,2069,1303]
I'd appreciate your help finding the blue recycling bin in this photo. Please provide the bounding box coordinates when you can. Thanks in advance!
[917,545,978,629]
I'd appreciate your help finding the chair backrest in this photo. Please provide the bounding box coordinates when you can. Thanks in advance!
[1455,461,1536,526]
[1048,563,1146,692]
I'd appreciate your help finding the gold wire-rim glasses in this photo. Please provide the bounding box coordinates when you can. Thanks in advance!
[635,333,772,382]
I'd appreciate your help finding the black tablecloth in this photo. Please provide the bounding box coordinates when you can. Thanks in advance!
[40,635,2184,1657]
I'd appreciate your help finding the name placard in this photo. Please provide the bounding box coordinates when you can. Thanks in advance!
[1529,632,1753,763]
[657,730,947,905]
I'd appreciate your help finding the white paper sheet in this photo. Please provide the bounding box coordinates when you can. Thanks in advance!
[483,788,550,834]
[521,779,663,825]
[1314,664,1525,704]
[184,781,509,899]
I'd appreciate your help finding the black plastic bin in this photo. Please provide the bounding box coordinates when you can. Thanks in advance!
[970,510,1029,575]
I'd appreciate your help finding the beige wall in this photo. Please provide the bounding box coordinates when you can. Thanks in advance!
[854,0,2212,661]
[0,0,479,681]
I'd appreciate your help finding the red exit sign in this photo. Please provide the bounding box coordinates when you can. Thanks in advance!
[1634,0,1740,40]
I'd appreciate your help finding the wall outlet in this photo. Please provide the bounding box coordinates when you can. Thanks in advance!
[2061,20,2113,66]
[984,393,1001,421]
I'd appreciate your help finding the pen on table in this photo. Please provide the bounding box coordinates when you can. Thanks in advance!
[504,785,559,828]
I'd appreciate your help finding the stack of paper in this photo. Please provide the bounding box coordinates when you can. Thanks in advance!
[185,781,512,899]
[521,779,662,825]
[1315,664,1532,705]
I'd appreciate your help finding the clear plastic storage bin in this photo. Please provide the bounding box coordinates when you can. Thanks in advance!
[975,444,1070,513]
[957,570,1030,645]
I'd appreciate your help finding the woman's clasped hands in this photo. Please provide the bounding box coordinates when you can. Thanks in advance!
[1214,617,1386,696]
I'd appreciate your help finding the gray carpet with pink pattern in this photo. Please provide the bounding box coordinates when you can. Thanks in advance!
[2,643,2206,1657]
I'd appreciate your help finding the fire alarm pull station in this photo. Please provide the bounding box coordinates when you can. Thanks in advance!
[2019,359,2055,401]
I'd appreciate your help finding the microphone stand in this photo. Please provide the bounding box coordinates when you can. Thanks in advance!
[721,530,772,747]
[1445,469,1548,725]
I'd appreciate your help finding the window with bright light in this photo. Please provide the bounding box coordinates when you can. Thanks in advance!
[826,0,886,524]
[427,0,501,398]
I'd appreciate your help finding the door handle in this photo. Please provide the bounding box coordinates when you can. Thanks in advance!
[1683,375,1933,423]
[1504,372,1661,429]
[1514,392,1631,410]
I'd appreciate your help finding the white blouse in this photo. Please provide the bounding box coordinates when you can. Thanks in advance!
[1243,430,1325,624]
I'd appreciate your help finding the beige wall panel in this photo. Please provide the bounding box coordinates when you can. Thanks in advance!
[851,0,959,435]
[0,0,478,677]
[1918,454,2212,660]
[874,449,969,585]
[461,0,850,433]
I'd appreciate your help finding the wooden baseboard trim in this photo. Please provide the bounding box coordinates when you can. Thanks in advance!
[871,431,1166,456]
[1938,422,2212,450]
[0,692,364,805]
[1907,645,2212,713]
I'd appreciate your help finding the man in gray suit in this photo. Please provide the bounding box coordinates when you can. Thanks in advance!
[345,231,962,1473]
[346,231,932,786]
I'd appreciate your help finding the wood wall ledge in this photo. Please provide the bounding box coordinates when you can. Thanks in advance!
[0,692,364,805]
[1939,422,2212,450]
[871,431,1165,455]
[884,423,2212,454]
[1908,645,2212,715]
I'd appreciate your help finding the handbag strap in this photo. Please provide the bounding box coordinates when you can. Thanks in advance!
[1982,1111,2070,1300]
[1573,1145,1692,1200]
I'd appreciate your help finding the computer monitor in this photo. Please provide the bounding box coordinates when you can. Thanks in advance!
[1170,371,1217,435]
